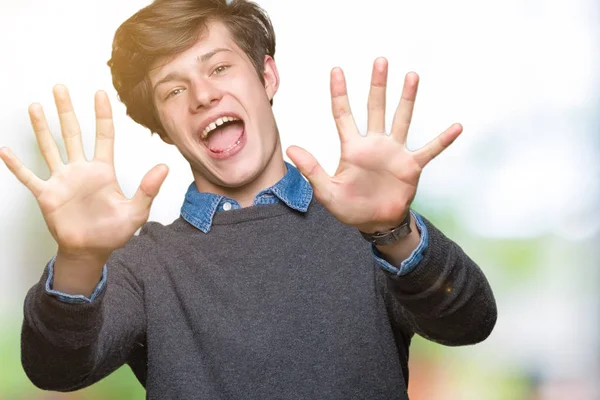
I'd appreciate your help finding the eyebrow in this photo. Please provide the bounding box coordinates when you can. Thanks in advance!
[152,48,232,93]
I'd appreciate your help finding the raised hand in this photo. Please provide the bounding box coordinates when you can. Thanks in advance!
[287,58,462,234]
[0,85,168,260]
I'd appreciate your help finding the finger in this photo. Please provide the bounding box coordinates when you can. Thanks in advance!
[28,103,63,173]
[330,67,360,143]
[131,164,169,211]
[0,147,45,197]
[367,57,388,135]
[286,146,333,206]
[413,123,463,167]
[390,72,419,144]
[53,84,86,162]
[93,91,115,164]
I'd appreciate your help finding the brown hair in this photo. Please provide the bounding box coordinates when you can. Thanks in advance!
[107,0,276,138]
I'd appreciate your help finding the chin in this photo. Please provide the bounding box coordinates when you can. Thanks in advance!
[230,157,268,187]
[202,153,266,189]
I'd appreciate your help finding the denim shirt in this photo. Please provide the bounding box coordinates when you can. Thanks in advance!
[46,162,428,304]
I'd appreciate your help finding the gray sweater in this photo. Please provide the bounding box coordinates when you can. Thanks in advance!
[21,200,496,399]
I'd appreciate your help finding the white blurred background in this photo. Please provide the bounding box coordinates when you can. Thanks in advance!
[0,0,598,398]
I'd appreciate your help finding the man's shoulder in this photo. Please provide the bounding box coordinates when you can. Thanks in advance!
[304,199,369,249]
[110,217,191,265]
[305,199,353,233]
[138,216,189,238]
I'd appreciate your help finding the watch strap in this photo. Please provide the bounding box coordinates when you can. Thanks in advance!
[359,211,412,246]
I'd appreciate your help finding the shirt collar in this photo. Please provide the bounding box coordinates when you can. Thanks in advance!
[180,161,313,233]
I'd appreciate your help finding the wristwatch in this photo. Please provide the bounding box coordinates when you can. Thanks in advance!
[359,211,412,246]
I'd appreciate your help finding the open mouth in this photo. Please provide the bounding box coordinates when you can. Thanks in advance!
[200,116,246,158]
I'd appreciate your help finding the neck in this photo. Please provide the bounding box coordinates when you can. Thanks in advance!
[191,146,287,208]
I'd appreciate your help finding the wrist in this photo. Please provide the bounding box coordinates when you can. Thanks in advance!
[53,250,109,297]
[56,247,109,263]
[358,208,411,234]
[359,209,412,246]
[374,214,421,265]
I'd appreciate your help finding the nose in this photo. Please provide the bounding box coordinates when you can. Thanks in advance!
[189,78,223,112]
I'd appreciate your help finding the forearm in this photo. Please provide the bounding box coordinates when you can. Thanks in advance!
[22,267,106,390]
[382,217,497,346]
[21,256,145,391]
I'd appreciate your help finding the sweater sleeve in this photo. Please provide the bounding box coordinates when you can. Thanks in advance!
[378,215,497,346]
[20,251,146,392]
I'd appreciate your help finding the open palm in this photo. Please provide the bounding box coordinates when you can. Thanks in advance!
[287,58,462,234]
[0,86,168,258]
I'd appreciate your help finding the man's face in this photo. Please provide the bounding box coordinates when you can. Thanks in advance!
[149,21,280,191]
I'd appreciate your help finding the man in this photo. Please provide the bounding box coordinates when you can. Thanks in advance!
[0,0,496,398]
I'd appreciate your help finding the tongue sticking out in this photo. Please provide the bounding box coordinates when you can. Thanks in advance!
[206,121,244,153]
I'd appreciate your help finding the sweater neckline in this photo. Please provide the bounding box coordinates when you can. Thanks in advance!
[210,201,301,227]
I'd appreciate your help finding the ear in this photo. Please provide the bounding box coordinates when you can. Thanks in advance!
[263,55,279,101]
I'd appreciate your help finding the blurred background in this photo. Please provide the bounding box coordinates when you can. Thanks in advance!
[0,0,598,398]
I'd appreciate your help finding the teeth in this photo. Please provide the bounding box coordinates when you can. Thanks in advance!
[224,139,242,152]
[202,116,239,139]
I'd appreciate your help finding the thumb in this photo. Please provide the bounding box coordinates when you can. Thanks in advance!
[132,164,169,211]
[286,145,332,206]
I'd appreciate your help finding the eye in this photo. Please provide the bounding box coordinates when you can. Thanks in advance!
[166,88,185,99]
[212,65,230,75]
